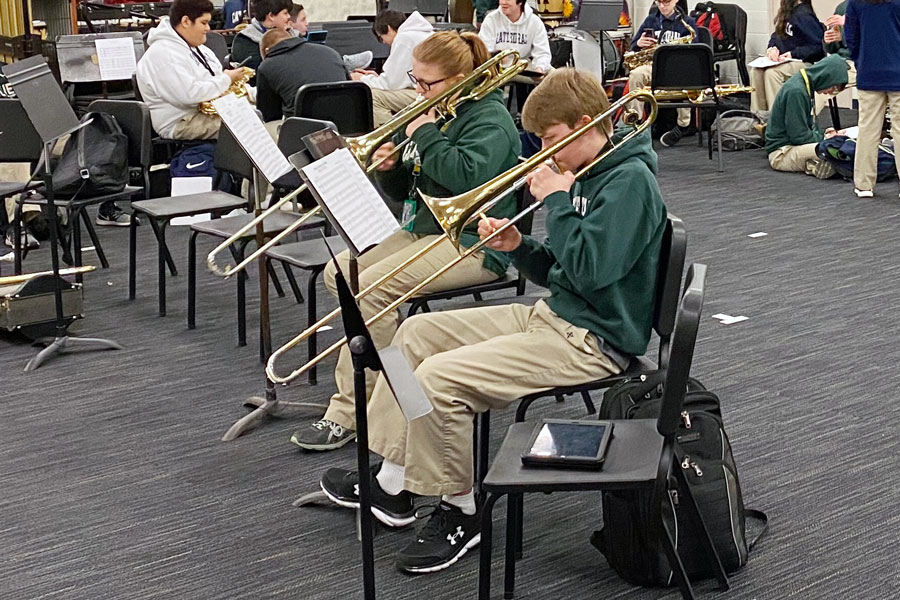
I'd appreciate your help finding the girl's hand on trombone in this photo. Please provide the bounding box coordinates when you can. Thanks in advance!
[526,164,575,202]
[478,217,522,252]
[372,142,398,171]
[406,108,439,137]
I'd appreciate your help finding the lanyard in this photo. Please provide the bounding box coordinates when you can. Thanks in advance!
[799,69,815,121]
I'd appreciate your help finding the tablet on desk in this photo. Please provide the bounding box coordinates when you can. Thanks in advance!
[307,30,327,43]
[521,419,613,470]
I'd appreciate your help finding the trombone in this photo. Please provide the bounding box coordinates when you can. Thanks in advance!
[264,89,659,385]
[205,49,529,279]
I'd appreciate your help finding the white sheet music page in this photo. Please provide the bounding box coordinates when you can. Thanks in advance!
[211,93,292,184]
[301,147,399,253]
[95,38,137,81]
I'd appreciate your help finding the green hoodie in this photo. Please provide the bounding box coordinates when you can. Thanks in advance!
[508,127,667,357]
[765,54,849,155]
[374,89,521,276]
[823,1,850,59]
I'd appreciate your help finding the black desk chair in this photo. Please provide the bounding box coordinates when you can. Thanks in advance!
[478,263,725,600]
[405,187,535,316]
[293,81,374,135]
[204,32,230,69]
[652,44,725,172]
[186,121,323,348]
[709,3,750,86]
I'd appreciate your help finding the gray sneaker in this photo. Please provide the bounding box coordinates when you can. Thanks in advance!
[96,206,135,227]
[805,158,836,180]
[5,228,39,250]
[291,418,356,451]
[343,50,373,72]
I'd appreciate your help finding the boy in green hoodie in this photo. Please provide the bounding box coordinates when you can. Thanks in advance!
[318,68,667,574]
[766,54,850,177]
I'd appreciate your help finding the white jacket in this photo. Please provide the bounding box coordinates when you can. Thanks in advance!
[361,11,433,91]
[478,4,552,72]
[136,17,231,138]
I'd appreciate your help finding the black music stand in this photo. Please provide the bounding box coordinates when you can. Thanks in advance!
[293,245,430,600]
[2,56,122,371]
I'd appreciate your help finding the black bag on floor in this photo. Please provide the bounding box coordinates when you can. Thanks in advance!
[590,371,767,587]
[52,111,129,199]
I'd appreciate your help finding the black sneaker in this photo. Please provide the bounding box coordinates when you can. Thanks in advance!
[96,206,137,227]
[395,502,481,574]
[659,125,684,147]
[291,418,356,451]
[320,466,416,527]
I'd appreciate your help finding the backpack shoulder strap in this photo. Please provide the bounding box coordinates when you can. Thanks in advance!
[744,508,769,550]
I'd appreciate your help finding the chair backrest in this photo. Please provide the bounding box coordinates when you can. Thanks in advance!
[87,99,152,169]
[656,262,707,437]
[651,214,687,368]
[132,73,143,101]
[693,26,714,50]
[390,0,447,17]
[204,32,230,69]
[293,81,373,135]
[273,117,337,189]
[712,3,747,49]
[651,44,716,91]
[0,99,42,163]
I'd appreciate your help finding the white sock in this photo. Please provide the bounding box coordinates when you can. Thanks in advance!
[375,460,405,496]
[442,491,477,516]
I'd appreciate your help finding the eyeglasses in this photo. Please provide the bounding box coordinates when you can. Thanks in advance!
[407,70,448,92]
[656,0,677,4]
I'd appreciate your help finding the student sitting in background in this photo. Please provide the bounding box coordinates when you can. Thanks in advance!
[230,0,293,72]
[352,10,434,127]
[478,0,552,74]
[288,3,307,36]
[255,28,348,122]
[765,54,849,178]
[751,0,826,114]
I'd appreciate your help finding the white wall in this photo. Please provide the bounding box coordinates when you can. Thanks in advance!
[302,0,375,21]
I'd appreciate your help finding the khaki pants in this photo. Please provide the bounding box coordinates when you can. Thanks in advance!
[628,65,690,127]
[367,300,621,496]
[750,61,808,113]
[2,164,41,224]
[854,89,900,192]
[768,143,818,172]
[371,88,419,127]
[171,111,222,140]
[322,230,500,429]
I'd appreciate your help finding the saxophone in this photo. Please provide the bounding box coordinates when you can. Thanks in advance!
[623,17,696,71]
[198,66,255,116]
[645,83,755,104]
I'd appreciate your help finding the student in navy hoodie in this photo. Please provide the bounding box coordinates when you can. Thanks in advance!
[844,0,900,198]
[751,0,825,113]
[626,0,698,147]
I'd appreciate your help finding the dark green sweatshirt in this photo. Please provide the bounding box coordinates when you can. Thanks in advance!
[823,1,850,59]
[508,128,667,357]
[765,54,849,155]
[374,89,521,276]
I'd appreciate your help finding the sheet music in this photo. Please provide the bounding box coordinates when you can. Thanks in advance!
[301,148,399,253]
[211,93,292,184]
[748,56,802,69]
[95,38,137,81]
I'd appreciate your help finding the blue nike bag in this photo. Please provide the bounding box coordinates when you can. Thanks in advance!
[815,136,897,182]
[170,143,217,178]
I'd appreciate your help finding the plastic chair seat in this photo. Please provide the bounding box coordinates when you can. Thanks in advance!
[265,236,347,269]
[190,210,321,239]
[482,420,663,493]
[131,191,246,219]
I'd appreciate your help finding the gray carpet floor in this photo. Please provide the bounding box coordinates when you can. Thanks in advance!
[3,128,900,599]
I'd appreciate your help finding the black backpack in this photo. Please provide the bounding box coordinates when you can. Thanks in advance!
[590,370,767,587]
[52,111,129,199]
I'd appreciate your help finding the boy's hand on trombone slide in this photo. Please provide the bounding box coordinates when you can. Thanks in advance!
[372,142,398,171]
[478,217,522,252]
[526,164,575,202]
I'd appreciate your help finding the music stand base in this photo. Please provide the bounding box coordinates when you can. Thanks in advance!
[292,490,327,507]
[24,335,123,371]
[222,391,326,441]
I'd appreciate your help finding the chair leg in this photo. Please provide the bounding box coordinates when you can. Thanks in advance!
[475,410,490,489]
[282,263,304,304]
[157,220,170,316]
[129,211,139,299]
[79,208,107,270]
[478,492,503,600]
[407,301,422,317]
[230,244,247,347]
[73,210,83,274]
[268,260,285,297]
[514,494,524,559]
[716,111,724,173]
[13,204,23,275]
[307,266,322,385]
[581,391,596,415]
[660,511,698,600]
[188,231,199,329]
[505,494,521,599]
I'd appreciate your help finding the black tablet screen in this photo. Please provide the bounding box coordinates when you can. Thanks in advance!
[530,423,608,458]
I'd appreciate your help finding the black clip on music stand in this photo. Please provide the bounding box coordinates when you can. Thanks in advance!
[2,56,122,371]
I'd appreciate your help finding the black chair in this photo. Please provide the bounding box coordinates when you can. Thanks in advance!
[0,98,43,240]
[471,215,687,486]
[651,44,725,172]
[203,32,230,69]
[405,187,535,316]
[478,263,727,600]
[186,121,324,348]
[293,81,374,135]
[389,0,448,18]
[709,3,750,86]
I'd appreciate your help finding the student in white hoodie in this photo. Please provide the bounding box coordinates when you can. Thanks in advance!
[136,0,247,140]
[478,0,552,73]
[351,10,434,127]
